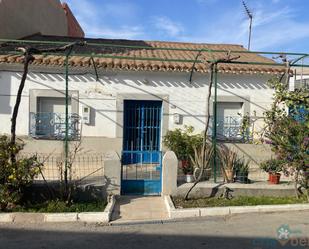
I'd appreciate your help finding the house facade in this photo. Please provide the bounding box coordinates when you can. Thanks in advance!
[0,35,285,194]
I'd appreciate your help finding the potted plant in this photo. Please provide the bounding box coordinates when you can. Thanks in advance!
[192,144,213,182]
[219,145,237,183]
[182,160,194,183]
[234,158,250,184]
[163,126,202,182]
[260,159,283,184]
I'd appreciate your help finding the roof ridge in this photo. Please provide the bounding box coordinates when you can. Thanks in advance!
[23,34,246,48]
[145,40,245,47]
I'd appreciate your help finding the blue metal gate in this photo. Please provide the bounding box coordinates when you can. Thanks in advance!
[121,100,162,195]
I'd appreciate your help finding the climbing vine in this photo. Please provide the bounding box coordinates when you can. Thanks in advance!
[239,112,251,142]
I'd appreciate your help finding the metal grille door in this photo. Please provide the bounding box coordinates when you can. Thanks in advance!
[122,100,162,195]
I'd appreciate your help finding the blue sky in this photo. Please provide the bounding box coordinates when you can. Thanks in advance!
[65,0,309,53]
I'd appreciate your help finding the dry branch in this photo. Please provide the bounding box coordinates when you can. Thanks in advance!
[184,53,240,200]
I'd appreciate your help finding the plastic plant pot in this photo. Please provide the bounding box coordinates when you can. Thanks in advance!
[235,171,249,184]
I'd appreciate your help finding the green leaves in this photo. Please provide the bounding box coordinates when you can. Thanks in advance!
[0,135,41,211]
[263,77,309,198]
[163,125,203,160]
[260,158,284,174]
[264,78,309,164]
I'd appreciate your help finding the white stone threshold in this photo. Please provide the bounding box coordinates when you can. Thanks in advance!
[164,195,309,219]
[0,195,116,223]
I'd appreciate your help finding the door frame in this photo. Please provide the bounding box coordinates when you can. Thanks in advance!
[115,93,169,145]
[120,99,165,195]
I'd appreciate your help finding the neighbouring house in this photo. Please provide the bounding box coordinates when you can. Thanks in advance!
[0,0,84,39]
[0,34,287,194]
[290,67,309,91]
[289,66,309,123]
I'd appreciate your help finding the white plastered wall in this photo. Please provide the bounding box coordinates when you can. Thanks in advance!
[0,69,275,139]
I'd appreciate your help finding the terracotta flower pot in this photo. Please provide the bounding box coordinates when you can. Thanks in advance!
[181,160,190,168]
[269,173,281,184]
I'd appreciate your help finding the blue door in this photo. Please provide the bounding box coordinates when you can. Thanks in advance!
[121,100,162,195]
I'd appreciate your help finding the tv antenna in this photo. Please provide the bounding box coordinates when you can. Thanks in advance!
[242,1,253,50]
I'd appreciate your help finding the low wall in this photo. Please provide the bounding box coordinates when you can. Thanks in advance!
[224,143,274,181]
[18,137,285,189]
[23,150,121,202]
[223,143,292,181]
[176,143,290,182]
[173,182,296,198]
[223,143,274,166]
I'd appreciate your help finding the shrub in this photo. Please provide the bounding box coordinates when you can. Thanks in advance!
[234,158,250,174]
[0,135,41,211]
[163,126,202,160]
[263,78,309,198]
[218,145,238,182]
[260,158,284,174]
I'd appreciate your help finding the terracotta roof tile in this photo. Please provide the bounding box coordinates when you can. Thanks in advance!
[0,34,286,75]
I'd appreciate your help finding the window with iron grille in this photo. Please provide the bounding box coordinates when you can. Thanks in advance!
[208,102,250,141]
[295,78,309,90]
[29,97,80,140]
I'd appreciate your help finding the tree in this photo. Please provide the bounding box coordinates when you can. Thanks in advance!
[263,77,309,199]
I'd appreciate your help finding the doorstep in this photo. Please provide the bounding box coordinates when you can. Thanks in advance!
[110,195,169,223]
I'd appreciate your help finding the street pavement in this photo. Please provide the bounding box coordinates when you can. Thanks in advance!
[1,210,309,249]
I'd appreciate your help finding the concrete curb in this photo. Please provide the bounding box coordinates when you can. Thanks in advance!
[164,195,309,219]
[0,213,14,223]
[164,195,199,218]
[77,195,116,223]
[44,213,77,222]
[0,196,116,223]
[105,195,116,221]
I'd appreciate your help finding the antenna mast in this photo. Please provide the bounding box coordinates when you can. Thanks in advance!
[242,1,253,50]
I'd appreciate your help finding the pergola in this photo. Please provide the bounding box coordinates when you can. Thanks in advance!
[1,37,308,182]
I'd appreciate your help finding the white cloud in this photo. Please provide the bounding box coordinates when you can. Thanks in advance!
[242,6,309,50]
[252,20,309,50]
[84,25,144,39]
[253,6,293,27]
[63,0,309,52]
[64,0,145,39]
[152,16,184,37]
[178,3,309,51]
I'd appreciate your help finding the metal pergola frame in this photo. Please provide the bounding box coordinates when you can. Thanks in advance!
[1,38,308,183]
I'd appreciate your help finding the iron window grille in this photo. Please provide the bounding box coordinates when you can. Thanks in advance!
[29,112,80,140]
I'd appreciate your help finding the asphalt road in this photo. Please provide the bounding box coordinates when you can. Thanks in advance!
[1,211,309,249]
